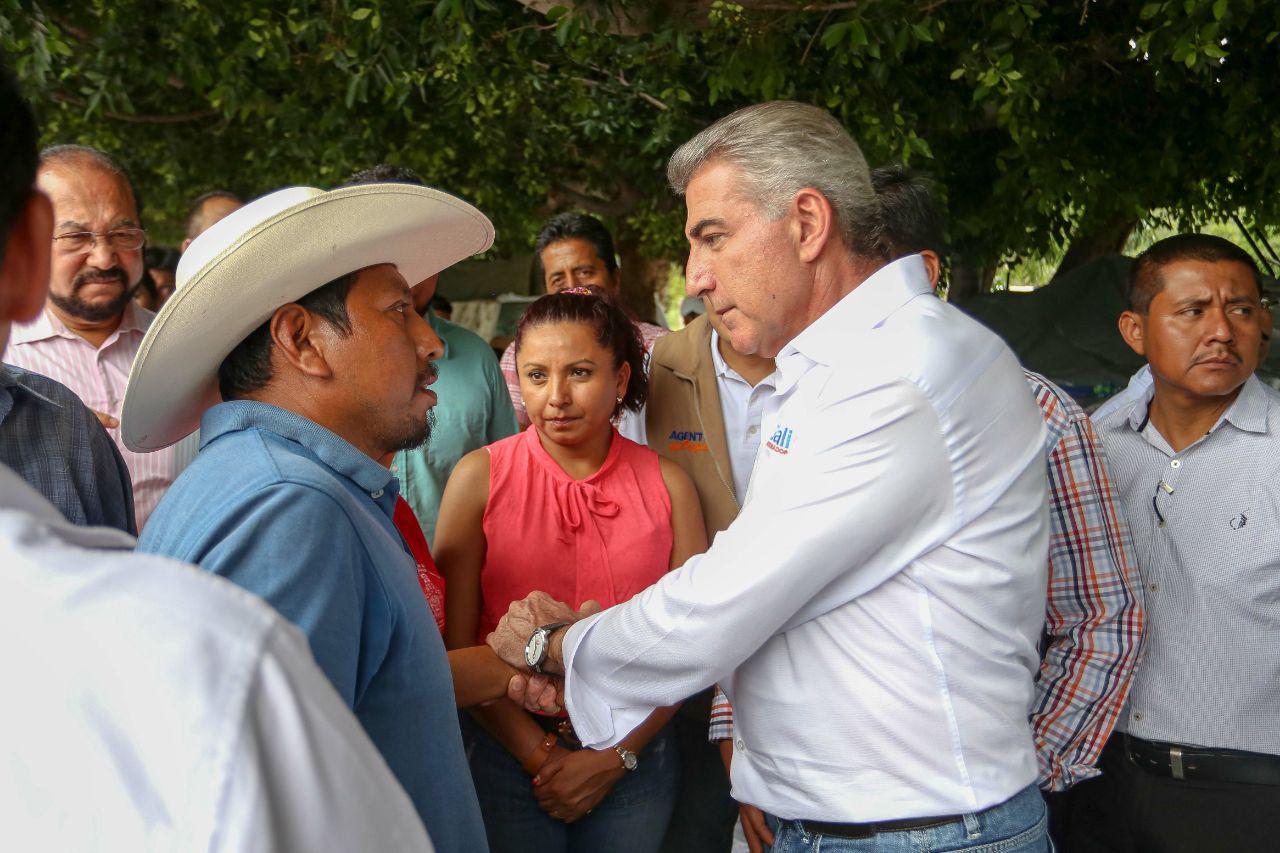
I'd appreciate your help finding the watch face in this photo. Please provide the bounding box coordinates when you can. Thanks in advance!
[525,631,547,669]
[622,751,638,771]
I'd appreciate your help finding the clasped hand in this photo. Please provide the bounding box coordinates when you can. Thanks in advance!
[487,591,601,711]
[532,744,626,824]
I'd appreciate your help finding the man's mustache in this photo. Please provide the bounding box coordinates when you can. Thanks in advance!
[418,362,439,386]
[1193,349,1241,365]
[73,267,127,290]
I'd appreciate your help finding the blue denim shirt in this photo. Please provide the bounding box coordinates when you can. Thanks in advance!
[139,401,485,853]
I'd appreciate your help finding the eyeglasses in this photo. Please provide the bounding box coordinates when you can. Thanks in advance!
[52,227,147,255]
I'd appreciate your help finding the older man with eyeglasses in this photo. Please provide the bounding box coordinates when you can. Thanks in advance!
[5,144,196,528]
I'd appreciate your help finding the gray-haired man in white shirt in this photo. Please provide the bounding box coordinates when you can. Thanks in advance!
[490,101,1052,851]
[0,63,434,853]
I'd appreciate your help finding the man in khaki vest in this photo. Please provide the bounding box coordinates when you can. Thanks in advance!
[645,307,776,853]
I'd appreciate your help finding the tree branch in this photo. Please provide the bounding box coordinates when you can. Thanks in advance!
[52,92,219,124]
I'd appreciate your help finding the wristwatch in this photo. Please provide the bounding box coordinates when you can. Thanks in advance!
[615,746,638,772]
[524,622,569,674]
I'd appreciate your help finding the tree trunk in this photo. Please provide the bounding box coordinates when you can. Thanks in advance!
[1054,215,1138,279]
[948,259,996,303]
[615,232,666,324]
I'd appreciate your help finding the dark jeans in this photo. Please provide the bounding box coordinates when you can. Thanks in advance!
[467,718,678,853]
[1064,735,1280,852]
[660,710,739,853]
[763,784,1050,852]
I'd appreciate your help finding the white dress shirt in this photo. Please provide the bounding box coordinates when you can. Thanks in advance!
[562,255,1049,822]
[0,465,433,853]
[709,328,776,504]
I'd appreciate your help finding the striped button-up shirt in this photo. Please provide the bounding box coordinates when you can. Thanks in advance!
[6,304,196,528]
[709,370,1144,793]
[1095,374,1280,755]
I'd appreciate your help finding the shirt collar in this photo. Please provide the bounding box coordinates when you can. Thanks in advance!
[9,302,147,347]
[774,254,932,391]
[709,329,739,382]
[1125,373,1271,436]
[0,363,61,409]
[1220,375,1271,434]
[200,400,398,497]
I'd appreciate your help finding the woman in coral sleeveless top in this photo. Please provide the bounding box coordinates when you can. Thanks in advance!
[435,288,706,853]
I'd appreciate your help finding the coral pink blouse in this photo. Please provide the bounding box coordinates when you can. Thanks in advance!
[478,426,673,642]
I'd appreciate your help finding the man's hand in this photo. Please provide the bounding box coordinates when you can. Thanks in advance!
[533,747,625,823]
[486,592,601,674]
[720,737,774,852]
[740,804,774,853]
[92,410,119,429]
[507,673,565,714]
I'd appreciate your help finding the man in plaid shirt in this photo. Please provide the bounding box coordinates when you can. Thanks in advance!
[711,168,1144,851]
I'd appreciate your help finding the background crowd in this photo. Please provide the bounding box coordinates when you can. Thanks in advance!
[1,40,1277,853]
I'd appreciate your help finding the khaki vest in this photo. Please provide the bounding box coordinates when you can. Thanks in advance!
[645,316,740,544]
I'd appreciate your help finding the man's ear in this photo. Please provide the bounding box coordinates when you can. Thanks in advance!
[791,188,836,264]
[268,304,335,380]
[0,190,54,325]
[920,250,942,290]
[1118,310,1147,357]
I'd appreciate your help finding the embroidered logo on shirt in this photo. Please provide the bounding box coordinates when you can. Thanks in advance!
[667,429,709,453]
[765,426,793,455]
[1230,511,1249,530]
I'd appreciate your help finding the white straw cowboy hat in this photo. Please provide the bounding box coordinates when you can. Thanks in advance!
[121,184,494,451]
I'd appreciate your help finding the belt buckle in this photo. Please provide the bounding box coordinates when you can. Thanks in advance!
[1169,746,1185,780]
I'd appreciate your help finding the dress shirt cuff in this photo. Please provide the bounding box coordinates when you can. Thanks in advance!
[1036,746,1103,793]
[708,685,735,742]
[562,612,651,748]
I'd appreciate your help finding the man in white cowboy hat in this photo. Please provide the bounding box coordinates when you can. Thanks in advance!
[130,183,496,853]
[0,61,434,852]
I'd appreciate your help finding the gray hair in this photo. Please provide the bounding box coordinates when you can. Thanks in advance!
[667,101,883,258]
[39,144,138,209]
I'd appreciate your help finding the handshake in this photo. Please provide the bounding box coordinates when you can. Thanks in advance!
[487,591,602,714]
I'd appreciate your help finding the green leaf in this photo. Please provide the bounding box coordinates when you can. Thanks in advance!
[821,22,847,50]
[351,7,372,21]
[1140,3,1162,20]
[849,21,868,47]
[1213,0,1228,20]
[950,67,966,80]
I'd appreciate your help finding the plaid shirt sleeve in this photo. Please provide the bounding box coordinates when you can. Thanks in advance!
[708,685,735,742]
[498,342,530,431]
[1028,373,1145,791]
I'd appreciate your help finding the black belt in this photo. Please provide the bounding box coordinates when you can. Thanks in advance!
[798,814,960,839]
[1125,734,1280,786]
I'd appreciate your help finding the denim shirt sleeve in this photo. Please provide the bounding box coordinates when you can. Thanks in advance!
[196,482,370,706]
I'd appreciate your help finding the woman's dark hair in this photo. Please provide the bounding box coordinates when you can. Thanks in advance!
[513,287,648,416]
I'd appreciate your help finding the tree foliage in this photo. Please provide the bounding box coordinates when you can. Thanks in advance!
[3,0,1279,302]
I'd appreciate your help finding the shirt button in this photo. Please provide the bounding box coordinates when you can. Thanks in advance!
[371,488,385,499]
[1170,459,1181,469]
[747,425,759,435]
[1132,711,1143,721]
[1148,583,1158,593]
